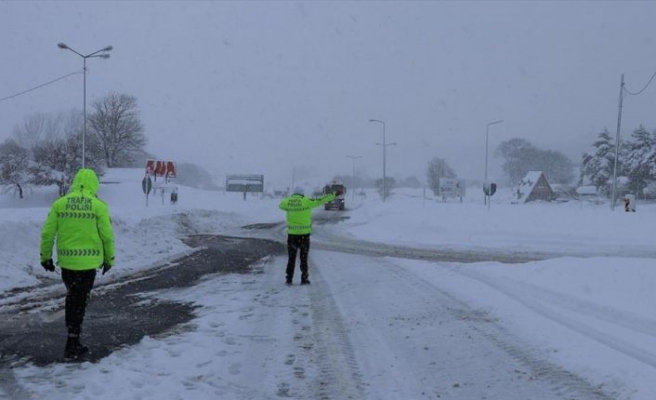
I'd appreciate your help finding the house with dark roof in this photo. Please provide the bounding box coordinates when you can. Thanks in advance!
[515,171,553,203]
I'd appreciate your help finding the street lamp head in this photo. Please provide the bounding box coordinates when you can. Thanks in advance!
[102,45,113,52]
[98,54,111,59]
[487,119,504,127]
[57,42,69,49]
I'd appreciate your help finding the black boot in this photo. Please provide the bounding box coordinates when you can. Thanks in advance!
[64,334,89,360]
[301,278,311,285]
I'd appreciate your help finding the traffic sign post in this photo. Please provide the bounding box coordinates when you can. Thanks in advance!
[142,176,153,206]
[483,181,497,211]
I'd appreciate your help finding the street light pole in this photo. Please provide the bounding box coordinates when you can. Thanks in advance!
[346,155,362,201]
[58,42,113,168]
[369,119,396,202]
[485,119,504,206]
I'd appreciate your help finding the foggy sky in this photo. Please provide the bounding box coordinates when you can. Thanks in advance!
[1,1,656,188]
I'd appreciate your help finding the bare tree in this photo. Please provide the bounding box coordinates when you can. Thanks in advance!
[426,157,456,195]
[9,110,106,196]
[495,138,538,186]
[12,112,67,154]
[532,149,575,184]
[27,111,104,196]
[497,138,574,186]
[88,93,146,168]
[0,139,29,198]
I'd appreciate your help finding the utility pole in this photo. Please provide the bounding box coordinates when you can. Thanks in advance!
[611,74,624,211]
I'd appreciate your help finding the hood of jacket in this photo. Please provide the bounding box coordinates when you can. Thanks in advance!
[70,168,100,196]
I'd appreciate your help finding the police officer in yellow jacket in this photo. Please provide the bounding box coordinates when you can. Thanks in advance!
[278,186,335,285]
[40,168,115,359]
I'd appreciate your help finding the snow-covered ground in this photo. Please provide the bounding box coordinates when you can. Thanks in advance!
[1,168,655,399]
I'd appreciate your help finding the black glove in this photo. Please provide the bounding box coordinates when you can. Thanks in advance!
[102,262,112,275]
[41,259,55,272]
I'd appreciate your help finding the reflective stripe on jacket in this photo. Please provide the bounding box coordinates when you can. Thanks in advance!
[40,168,115,270]
[278,193,335,235]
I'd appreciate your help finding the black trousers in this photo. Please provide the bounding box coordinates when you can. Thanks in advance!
[61,268,97,336]
[286,234,310,281]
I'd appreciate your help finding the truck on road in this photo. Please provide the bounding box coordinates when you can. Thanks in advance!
[323,180,346,210]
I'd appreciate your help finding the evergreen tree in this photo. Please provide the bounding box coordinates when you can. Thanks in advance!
[625,125,656,197]
[582,128,617,195]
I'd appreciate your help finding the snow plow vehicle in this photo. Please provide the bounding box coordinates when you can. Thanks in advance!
[323,181,346,210]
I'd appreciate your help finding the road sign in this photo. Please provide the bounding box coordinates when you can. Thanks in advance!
[225,174,264,193]
[142,176,153,195]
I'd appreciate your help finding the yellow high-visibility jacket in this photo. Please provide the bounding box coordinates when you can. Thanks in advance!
[40,168,115,270]
[279,193,335,235]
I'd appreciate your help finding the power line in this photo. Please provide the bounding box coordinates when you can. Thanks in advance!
[623,70,656,96]
[0,71,82,103]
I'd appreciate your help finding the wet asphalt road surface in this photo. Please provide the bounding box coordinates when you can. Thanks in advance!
[0,235,285,367]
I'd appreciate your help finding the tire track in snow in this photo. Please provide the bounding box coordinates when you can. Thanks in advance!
[378,259,620,400]
[452,267,656,370]
[276,226,625,398]
[310,227,656,380]
[304,259,365,400]
[312,232,547,264]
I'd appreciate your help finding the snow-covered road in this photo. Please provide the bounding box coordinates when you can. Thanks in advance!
[112,243,620,400]
[311,250,619,399]
[6,234,628,400]
[3,203,653,399]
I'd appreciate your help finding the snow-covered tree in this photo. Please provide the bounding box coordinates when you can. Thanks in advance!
[31,130,104,196]
[624,125,656,197]
[582,128,618,195]
[0,139,29,198]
